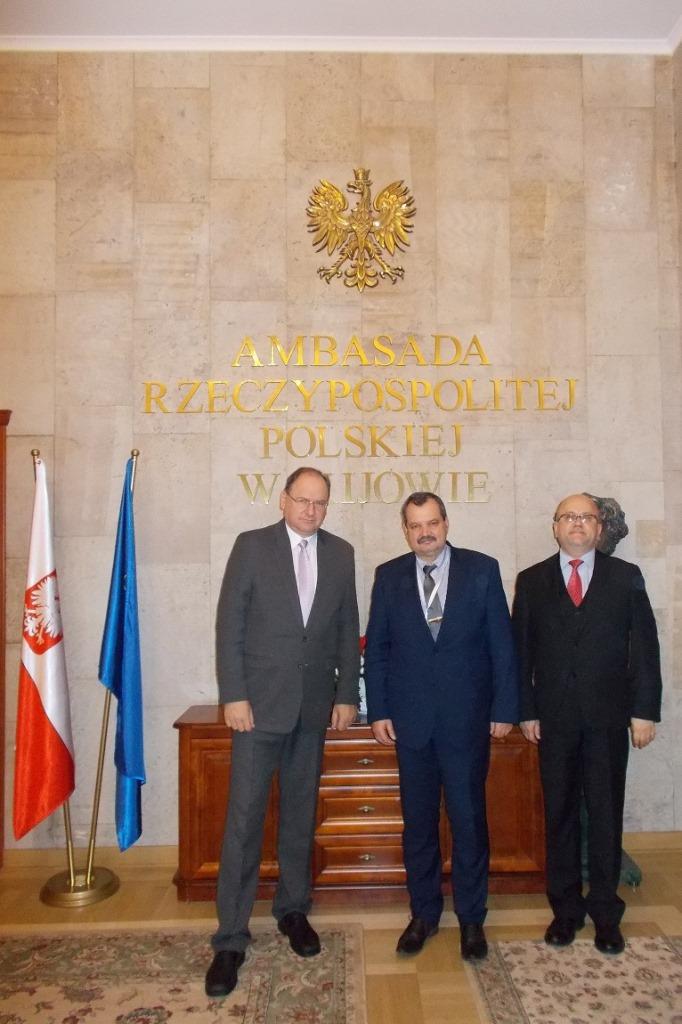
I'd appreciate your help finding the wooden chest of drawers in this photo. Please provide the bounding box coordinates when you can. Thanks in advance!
[173,706,545,901]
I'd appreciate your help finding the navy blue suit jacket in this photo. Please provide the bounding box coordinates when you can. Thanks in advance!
[364,544,519,750]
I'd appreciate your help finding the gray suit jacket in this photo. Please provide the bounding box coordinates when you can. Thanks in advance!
[216,519,360,733]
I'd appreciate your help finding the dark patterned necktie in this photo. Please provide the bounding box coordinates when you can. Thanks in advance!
[423,564,443,639]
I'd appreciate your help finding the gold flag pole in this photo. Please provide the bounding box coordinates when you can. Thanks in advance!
[41,450,140,907]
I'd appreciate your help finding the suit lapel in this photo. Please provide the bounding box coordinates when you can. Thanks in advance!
[273,520,305,627]
[307,530,333,628]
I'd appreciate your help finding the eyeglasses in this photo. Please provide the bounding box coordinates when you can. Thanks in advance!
[286,493,328,511]
[554,512,600,525]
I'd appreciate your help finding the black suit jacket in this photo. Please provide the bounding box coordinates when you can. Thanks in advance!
[215,519,360,733]
[512,550,661,730]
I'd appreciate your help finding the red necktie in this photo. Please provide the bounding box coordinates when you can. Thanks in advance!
[567,559,583,606]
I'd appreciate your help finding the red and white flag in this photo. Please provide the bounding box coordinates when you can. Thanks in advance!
[13,457,74,840]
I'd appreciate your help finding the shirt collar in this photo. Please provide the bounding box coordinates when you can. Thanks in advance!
[285,522,318,551]
[416,545,450,573]
[559,547,595,571]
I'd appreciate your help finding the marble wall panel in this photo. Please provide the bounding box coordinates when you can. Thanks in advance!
[4,557,26,650]
[0,53,57,135]
[134,53,209,89]
[134,318,210,435]
[511,182,585,298]
[360,54,434,129]
[436,200,510,326]
[131,433,210,565]
[58,54,133,153]
[57,536,116,682]
[585,109,654,231]
[511,296,585,376]
[134,87,209,203]
[134,202,209,320]
[436,55,509,202]
[56,292,132,409]
[210,57,285,181]
[587,355,663,483]
[56,149,133,292]
[0,131,55,181]
[211,179,286,302]
[137,563,212,707]
[583,55,655,109]
[0,296,55,435]
[53,406,133,538]
[508,57,583,184]
[585,230,658,355]
[285,53,361,163]
[141,704,187,845]
[0,180,55,294]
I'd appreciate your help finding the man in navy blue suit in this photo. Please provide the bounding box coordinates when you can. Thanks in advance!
[364,492,519,961]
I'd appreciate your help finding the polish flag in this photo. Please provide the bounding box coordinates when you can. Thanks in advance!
[13,457,74,840]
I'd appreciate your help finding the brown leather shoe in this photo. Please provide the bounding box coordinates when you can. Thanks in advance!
[277,911,321,957]
[460,922,488,960]
[594,924,625,955]
[396,917,439,954]
[205,950,245,998]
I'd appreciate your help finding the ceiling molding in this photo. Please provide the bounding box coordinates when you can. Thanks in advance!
[0,34,674,54]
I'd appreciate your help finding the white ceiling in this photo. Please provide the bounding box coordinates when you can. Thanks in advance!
[1,0,681,53]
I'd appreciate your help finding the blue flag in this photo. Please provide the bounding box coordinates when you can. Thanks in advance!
[99,458,145,851]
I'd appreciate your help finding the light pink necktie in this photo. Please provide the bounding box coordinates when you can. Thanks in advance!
[567,559,583,606]
[297,539,314,625]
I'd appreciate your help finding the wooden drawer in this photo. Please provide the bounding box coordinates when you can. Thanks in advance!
[317,787,402,834]
[321,743,399,782]
[313,835,406,886]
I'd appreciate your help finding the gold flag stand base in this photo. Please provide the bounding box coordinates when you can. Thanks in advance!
[40,866,120,908]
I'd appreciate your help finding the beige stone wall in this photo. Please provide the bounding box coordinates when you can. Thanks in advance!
[0,50,679,847]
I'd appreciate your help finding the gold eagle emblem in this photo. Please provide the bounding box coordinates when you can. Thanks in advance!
[307,168,416,292]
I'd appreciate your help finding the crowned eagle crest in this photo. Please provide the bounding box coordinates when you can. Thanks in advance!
[307,168,416,292]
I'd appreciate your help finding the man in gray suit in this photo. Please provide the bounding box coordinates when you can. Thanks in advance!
[205,467,360,998]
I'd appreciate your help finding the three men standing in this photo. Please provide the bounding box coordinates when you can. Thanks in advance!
[364,492,519,960]
[206,467,359,998]
[512,493,662,955]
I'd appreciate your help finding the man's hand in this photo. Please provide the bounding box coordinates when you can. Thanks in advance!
[222,700,254,732]
[371,719,396,745]
[330,703,358,730]
[520,719,541,744]
[630,718,656,749]
[490,722,513,739]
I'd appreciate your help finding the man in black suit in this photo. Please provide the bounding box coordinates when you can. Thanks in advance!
[512,493,662,955]
[205,467,360,997]
[364,492,518,961]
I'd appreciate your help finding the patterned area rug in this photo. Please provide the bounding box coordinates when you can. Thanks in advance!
[0,923,366,1024]
[469,935,682,1024]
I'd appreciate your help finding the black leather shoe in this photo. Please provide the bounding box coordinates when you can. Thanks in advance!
[594,924,625,955]
[205,950,245,998]
[544,917,584,947]
[277,911,321,957]
[396,917,439,954]
[460,922,488,960]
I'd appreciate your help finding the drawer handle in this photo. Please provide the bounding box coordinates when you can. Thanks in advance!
[358,853,376,862]
[356,757,375,766]
[358,805,375,814]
